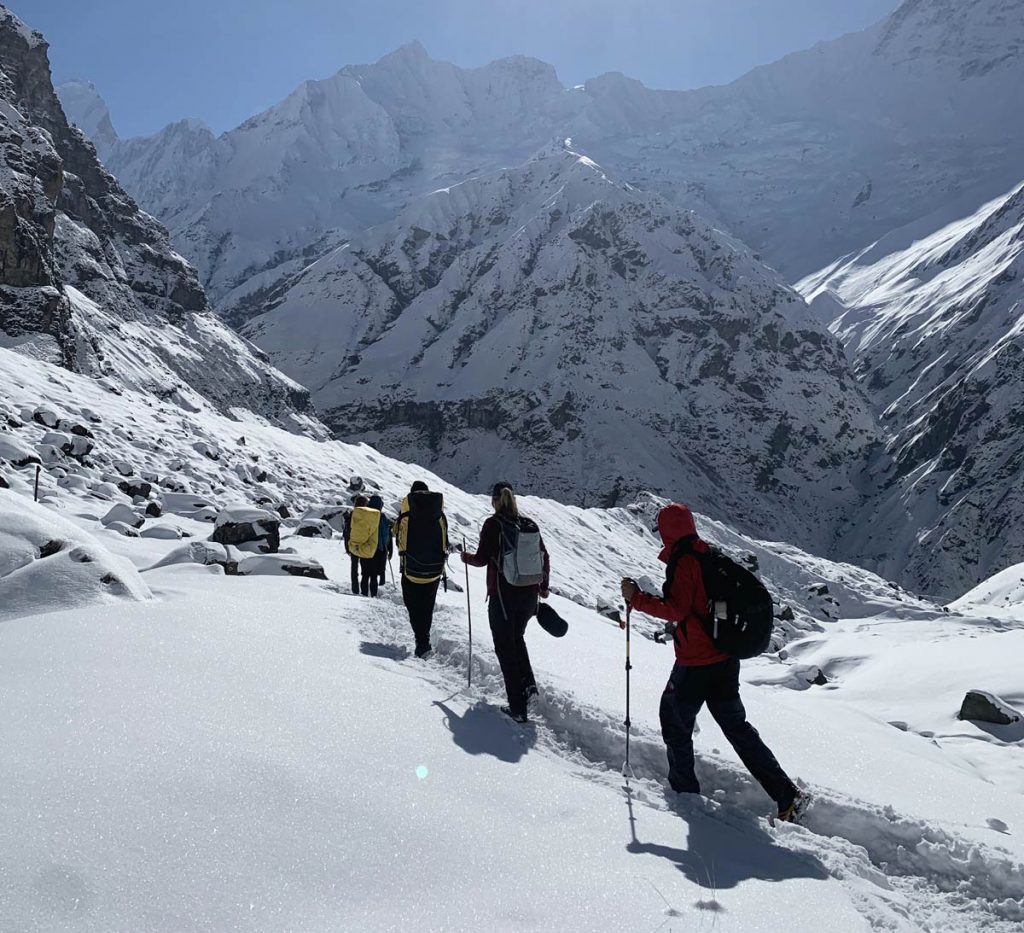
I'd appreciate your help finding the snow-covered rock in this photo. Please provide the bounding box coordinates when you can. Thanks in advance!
[237,554,327,579]
[0,433,41,467]
[101,503,143,529]
[139,524,184,540]
[105,520,140,538]
[0,490,150,621]
[211,505,281,552]
[959,690,1022,725]
[295,519,332,539]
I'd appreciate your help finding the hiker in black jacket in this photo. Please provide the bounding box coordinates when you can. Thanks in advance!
[368,494,393,589]
[461,482,550,723]
[395,481,449,658]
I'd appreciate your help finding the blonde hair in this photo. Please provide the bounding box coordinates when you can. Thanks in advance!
[493,485,519,519]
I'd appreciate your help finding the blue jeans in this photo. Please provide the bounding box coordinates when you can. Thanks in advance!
[659,659,796,807]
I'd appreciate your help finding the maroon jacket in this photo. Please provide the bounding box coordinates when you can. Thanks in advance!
[629,503,728,667]
[461,514,550,598]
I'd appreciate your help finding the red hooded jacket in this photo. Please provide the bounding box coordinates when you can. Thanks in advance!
[629,504,729,667]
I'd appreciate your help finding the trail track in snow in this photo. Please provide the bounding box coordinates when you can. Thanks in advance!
[341,585,1024,932]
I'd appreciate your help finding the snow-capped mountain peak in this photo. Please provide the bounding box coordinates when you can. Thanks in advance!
[55,78,118,156]
[242,145,880,550]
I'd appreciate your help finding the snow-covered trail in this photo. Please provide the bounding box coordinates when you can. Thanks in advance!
[1,567,869,933]
[4,548,1021,932]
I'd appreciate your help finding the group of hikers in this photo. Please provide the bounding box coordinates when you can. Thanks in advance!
[342,480,806,823]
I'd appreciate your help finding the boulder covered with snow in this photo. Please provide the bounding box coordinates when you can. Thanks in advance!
[101,503,144,529]
[0,490,150,622]
[301,504,348,532]
[296,519,332,539]
[105,521,141,538]
[0,433,41,467]
[237,554,327,580]
[211,505,281,553]
[140,524,185,540]
[146,540,239,574]
[958,691,1022,726]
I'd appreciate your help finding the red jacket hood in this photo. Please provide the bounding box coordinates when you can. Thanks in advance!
[657,503,699,562]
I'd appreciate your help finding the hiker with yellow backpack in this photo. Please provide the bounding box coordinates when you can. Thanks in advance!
[394,481,449,658]
[345,495,385,597]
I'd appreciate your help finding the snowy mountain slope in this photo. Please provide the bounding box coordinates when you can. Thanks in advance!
[953,560,1024,615]
[0,7,314,428]
[59,0,1024,301]
[799,181,1024,599]
[0,344,919,636]
[241,145,881,549]
[2,342,1023,931]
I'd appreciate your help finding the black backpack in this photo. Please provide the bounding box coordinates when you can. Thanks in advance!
[401,491,447,579]
[665,538,774,659]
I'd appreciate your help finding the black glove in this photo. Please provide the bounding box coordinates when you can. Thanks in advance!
[653,620,676,644]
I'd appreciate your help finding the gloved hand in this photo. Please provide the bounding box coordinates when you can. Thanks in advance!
[620,577,638,604]
[653,620,677,644]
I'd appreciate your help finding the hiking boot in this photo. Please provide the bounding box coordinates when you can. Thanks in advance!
[500,705,529,724]
[414,645,434,660]
[776,791,809,824]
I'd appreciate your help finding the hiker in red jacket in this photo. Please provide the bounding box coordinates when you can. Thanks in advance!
[622,503,804,822]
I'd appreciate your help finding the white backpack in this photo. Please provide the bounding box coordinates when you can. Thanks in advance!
[497,516,545,587]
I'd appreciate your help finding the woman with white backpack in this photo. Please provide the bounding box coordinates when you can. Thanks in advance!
[461,482,550,723]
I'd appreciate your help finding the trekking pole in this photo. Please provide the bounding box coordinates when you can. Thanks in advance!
[33,465,41,502]
[463,536,472,688]
[623,604,633,778]
[388,555,395,585]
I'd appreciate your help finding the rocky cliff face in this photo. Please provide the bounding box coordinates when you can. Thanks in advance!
[801,181,1024,598]
[244,146,881,550]
[0,7,317,429]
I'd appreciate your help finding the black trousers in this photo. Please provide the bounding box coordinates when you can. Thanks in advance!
[359,557,379,597]
[488,591,537,718]
[374,551,388,587]
[659,658,796,808]
[402,576,440,654]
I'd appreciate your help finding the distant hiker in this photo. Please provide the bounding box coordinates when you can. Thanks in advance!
[461,482,550,723]
[344,494,384,597]
[395,481,449,658]
[368,494,393,590]
[621,503,805,822]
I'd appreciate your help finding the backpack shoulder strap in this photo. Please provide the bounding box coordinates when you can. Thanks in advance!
[663,537,695,599]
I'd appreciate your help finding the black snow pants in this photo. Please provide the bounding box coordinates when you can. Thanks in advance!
[359,557,379,597]
[488,588,538,719]
[659,658,796,808]
[402,576,440,656]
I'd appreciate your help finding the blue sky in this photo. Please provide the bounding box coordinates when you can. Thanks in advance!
[11,0,897,138]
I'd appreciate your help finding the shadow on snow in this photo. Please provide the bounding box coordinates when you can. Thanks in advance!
[433,699,537,763]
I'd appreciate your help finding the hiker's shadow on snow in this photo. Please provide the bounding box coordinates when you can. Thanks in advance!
[625,791,828,890]
[434,700,536,763]
[359,640,409,661]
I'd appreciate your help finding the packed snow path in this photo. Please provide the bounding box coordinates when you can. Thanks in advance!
[2,545,1022,932]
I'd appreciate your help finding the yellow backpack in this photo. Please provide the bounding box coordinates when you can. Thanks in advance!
[348,507,380,559]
